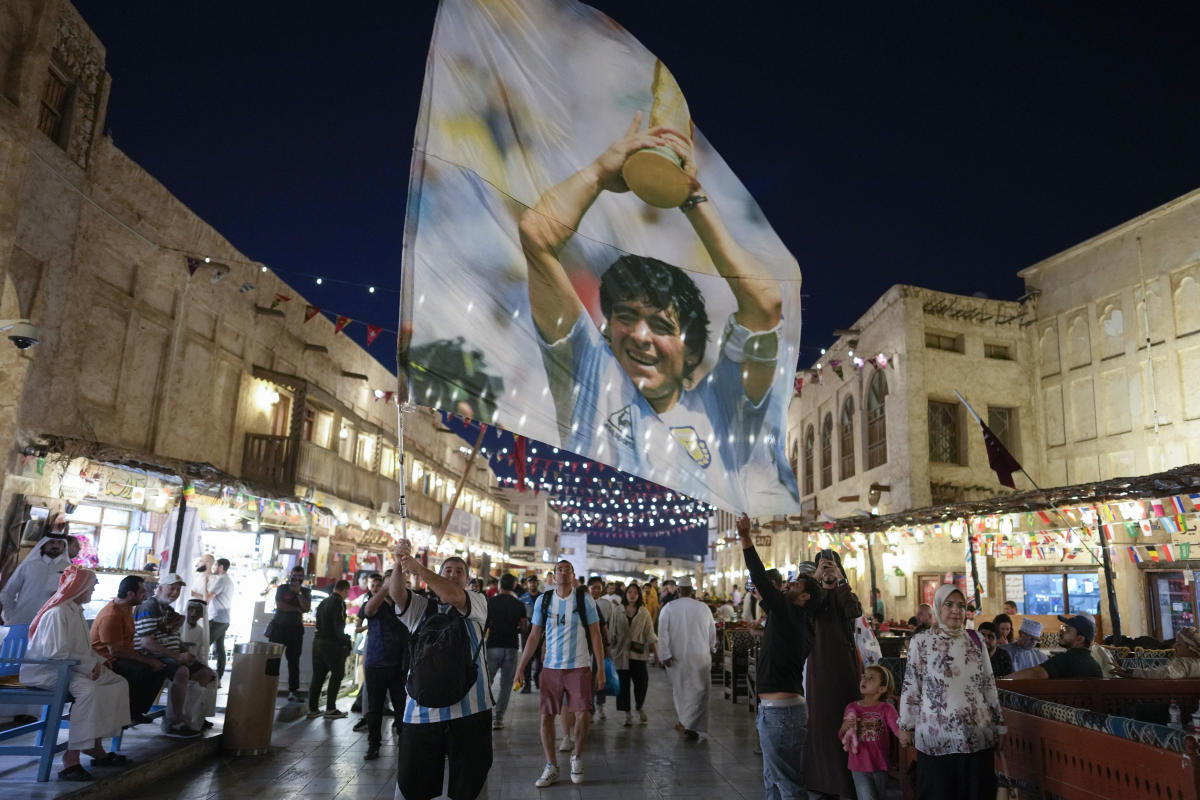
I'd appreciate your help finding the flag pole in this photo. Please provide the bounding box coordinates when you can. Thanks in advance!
[1095,519,1122,640]
[953,390,1099,567]
[437,421,487,545]
[967,534,983,612]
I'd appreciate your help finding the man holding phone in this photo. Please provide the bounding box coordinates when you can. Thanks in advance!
[267,566,310,702]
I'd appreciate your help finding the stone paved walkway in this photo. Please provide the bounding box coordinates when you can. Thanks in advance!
[88,668,902,799]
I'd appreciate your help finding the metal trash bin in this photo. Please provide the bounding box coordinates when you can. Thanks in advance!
[223,641,284,755]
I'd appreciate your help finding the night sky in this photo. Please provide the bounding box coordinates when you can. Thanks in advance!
[69,1,1200,552]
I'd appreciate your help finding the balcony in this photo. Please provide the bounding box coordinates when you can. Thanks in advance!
[296,440,398,509]
[241,434,293,494]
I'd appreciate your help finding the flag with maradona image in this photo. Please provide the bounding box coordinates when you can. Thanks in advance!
[399,0,804,514]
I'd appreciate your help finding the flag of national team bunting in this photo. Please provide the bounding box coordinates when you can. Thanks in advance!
[399,0,804,514]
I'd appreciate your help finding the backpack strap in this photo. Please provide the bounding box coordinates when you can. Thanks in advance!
[540,590,553,625]
[576,586,597,666]
[967,629,983,651]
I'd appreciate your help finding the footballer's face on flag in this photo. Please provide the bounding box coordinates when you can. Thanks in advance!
[607,300,698,406]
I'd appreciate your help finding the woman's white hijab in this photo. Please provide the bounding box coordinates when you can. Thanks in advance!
[933,583,967,637]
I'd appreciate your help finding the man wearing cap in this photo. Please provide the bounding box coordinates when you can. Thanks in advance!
[656,575,717,741]
[134,573,217,737]
[1001,618,1049,673]
[1115,626,1200,679]
[0,514,71,624]
[1006,614,1102,679]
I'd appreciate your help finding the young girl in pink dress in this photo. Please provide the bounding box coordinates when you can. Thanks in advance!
[840,664,900,800]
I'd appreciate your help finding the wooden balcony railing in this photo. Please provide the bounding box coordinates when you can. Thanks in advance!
[241,433,294,493]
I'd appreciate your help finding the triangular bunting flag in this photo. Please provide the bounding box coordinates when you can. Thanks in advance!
[366,325,383,346]
[271,293,291,309]
[186,256,202,276]
[334,315,351,334]
[304,304,321,322]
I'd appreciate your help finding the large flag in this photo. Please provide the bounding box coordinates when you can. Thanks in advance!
[399,0,803,513]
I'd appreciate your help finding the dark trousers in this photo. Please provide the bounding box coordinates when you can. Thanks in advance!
[209,621,230,678]
[268,623,304,694]
[309,638,347,712]
[616,659,649,712]
[365,665,406,747]
[111,658,166,717]
[915,748,996,799]
[521,633,542,688]
[397,710,492,800]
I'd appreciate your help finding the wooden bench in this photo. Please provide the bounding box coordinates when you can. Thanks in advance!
[999,677,1200,723]
[898,684,1200,800]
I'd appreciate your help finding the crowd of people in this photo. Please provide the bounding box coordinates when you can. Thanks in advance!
[0,512,1190,797]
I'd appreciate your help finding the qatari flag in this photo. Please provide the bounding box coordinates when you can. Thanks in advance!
[980,420,1022,489]
[956,390,1023,489]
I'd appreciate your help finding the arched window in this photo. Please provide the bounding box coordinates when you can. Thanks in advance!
[840,396,855,480]
[803,425,815,496]
[866,371,888,469]
[820,413,833,489]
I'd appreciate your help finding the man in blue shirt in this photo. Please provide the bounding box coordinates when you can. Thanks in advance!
[519,114,801,511]
[516,561,606,788]
[359,571,408,761]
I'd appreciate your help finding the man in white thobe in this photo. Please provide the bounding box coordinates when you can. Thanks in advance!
[657,577,717,740]
[21,566,130,780]
[0,522,71,624]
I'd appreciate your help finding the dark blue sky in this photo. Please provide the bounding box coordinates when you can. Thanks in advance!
[74,1,1200,362]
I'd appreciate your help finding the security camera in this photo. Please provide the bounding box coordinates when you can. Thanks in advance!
[0,319,39,350]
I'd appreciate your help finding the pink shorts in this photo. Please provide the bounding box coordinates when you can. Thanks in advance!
[538,667,593,715]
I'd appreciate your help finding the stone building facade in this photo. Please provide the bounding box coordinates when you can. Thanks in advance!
[1017,185,1200,639]
[0,0,519,580]
[789,284,1039,519]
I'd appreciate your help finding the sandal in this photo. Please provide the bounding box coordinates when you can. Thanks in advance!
[90,752,131,766]
[58,765,94,782]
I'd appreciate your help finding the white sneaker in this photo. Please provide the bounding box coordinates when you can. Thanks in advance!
[638,709,648,724]
[597,707,606,720]
[535,764,559,788]
[623,713,633,727]
[557,735,574,752]
[570,755,584,784]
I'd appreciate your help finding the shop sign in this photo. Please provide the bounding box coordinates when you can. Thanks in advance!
[754,535,772,547]
[87,465,150,504]
[509,549,536,561]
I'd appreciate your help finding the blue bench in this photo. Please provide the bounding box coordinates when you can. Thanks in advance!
[0,624,160,781]
[0,624,77,782]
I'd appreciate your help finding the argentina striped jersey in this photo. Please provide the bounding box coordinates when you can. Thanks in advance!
[532,589,599,670]
[396,590,491,723]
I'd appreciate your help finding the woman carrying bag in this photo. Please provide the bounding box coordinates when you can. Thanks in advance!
[611,583,659,726]
[898,583,1006,797]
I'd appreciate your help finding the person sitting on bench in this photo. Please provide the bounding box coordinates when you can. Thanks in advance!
[21,566,131,782]
[1114,626,1200,679]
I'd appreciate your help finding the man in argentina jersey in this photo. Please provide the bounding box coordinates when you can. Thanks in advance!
[516,560,606,788]
[388,541,491,800]
[520,115,801,511]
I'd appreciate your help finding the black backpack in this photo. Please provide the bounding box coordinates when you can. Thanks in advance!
[406,596,485,708]
[540,587,606,666]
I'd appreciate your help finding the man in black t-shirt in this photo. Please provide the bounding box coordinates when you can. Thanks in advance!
[485,574,529,729]
[738,513,818,800]
[267,566,311,701]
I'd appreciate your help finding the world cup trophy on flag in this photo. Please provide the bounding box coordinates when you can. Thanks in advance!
[621,60,695,209]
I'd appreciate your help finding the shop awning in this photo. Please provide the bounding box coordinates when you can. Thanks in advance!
[33,433,292,500]
[802,463,1200,535]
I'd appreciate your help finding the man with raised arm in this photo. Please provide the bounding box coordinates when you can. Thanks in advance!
[387,540,491,800]
[518,113,798,507]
